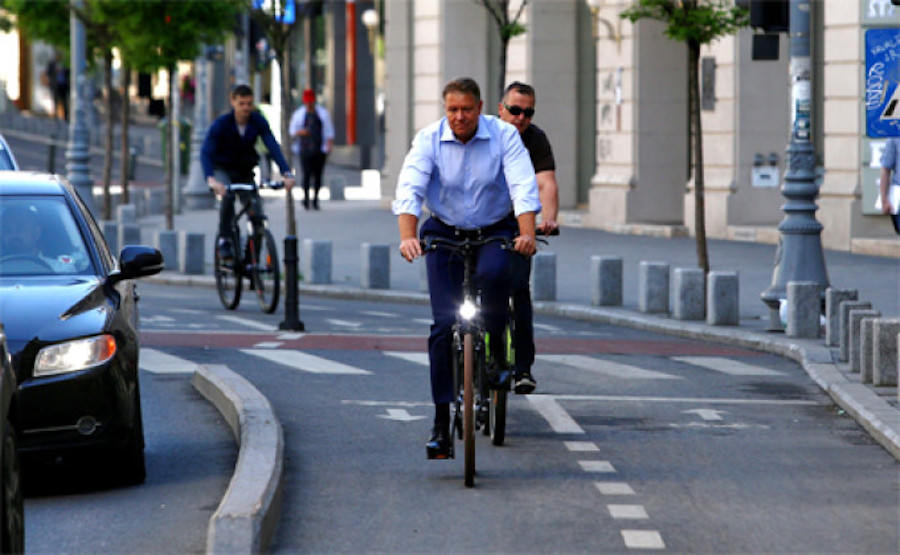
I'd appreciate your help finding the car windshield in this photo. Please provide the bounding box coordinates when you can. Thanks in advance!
[0,197,93,276]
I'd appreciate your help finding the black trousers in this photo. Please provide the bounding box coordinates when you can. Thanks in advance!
[300,151,327,202]
[508,253,534,374]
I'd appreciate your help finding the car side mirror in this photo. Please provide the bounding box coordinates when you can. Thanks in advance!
[111,245,164,283]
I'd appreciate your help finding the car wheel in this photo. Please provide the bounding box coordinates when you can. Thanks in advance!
[114,387,146,486]
[1,423,24,554]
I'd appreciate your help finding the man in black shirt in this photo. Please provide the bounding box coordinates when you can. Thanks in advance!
[498,81,559,394]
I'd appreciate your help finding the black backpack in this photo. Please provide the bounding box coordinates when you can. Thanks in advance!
[300,109,323,156]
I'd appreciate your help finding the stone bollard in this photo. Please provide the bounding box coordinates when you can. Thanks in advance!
[102,221,119,254]
[786,281,821,338]
[329,177,345,201]
[861,319,879,384]
[839,300,872,362]
[179,232,206,275]
[531,252,556,301]
[672,268,705,321]
[848,309,880,374]
[117,223,141,252]
[825,288,857,346]
[638,261,669,314]
[116,203,136,225]
[590,256,622,306]
[361,243,389,289]
[873,318,900,386]
[155,230,177,272]
[145,188,165,215]
[302,239,332,284]
[707,271,739,326]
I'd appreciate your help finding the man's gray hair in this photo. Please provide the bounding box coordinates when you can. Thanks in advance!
[442,78,481,102]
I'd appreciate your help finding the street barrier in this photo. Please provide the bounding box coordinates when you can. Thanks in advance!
[786,281,821,338]
[116,203,136,224]
[302,239,332,284]
[638,261,669,314]
[155,230,178,273]
[849,309,880,374]
[825,288,858,346]
[179,231,205,275]
[862,318,879,384]
[673,267,705,321]
[707,271,739,326]
[531,252,556,301]
[361,243,389,289]
[873,319,900,386]
[590,255,622,307]
[118,223,141,250]
[839,300,872,362]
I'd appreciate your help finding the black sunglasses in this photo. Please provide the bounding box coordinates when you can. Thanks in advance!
[503,103,535,118]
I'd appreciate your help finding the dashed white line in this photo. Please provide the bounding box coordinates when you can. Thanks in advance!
[384,351,430,366]
[527,395,585,434]
[533,323,560,332]
[276,332,305,340]
[608,505,649,520]
[595,482,636,495]
[564,441,599,452]
[215,315,274,331]
[326,318,363,328]
[252,342,283,349]
[140,348,195,374]
[413,318,433,325]
[578,460,616,473]
[671,356,785,376]
[621,530,665,550]
[360,310,397,318]
[241,349,372,375]
[538,354,680,380]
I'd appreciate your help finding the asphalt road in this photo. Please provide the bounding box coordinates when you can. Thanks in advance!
[135,282,898,554]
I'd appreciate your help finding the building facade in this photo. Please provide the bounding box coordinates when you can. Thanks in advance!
[382,0,899,256]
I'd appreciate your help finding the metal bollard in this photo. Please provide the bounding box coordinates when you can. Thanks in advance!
[279,236,305,331]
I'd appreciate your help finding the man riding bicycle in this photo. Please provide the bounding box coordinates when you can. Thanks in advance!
[201,84,295,260]
[394,77,540,459]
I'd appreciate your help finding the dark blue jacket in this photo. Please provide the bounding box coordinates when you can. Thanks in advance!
[201,110,291,181]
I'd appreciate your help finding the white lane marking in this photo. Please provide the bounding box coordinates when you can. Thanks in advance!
[277,332,305,340]
[141,315,175,323]
[216,315,274,331]
[565,441,599,452]
[140,348,195,374]
[533,323,560,332]
[384,351,430,366]
[671,356,785,376]
[167,308,204,315]
[326,318,363,328]
[378,409,427,422]
[187,323,209,329]
[668,422,769,430]
[527,395,585,434]
[552,394,819,406]
[413,318,433,325]
[595,482,636,496]
[241,349,372,375]
[342,400,432,407]
[608,505,649,520]
[578,460,616,473]
[299,304,330,311]
[361,310,397,318]
[683,408,726,421]
[538,354,680,380]
[621,530,665,550]
[253,342,283,349]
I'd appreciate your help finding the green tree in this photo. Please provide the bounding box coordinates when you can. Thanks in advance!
[117,0,240,230]
[476,0,528,102]
[620,0,747,274]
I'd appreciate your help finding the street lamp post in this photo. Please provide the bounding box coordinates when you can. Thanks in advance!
[66,0,94,215]
[760,0,829,330]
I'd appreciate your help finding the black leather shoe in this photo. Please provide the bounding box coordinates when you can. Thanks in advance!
[426,425,453,459]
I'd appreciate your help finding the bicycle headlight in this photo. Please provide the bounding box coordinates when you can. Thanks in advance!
[34,334,117,377]
[459,299,478,321]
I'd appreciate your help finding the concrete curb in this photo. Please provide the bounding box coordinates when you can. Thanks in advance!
[191,364,284,554]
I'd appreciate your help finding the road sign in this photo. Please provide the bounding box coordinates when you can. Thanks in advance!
[865,28,900,137]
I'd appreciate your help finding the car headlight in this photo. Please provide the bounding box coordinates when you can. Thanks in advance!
[34,335,117,377]
[459,299,478,320]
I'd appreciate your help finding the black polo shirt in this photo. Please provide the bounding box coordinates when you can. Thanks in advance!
[522,123,555,173]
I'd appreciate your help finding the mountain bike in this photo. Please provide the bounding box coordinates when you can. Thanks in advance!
[214,180,283,314]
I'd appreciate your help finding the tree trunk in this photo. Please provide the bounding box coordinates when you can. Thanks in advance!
[120,66,131,205]
[102,51,114,221]
[498,37,508,103]
[165,66,174,231]
[688,40,709,274]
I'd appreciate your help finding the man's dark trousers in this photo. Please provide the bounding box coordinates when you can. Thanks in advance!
[421,215,517,404]
[508,253,534,375]
[301,151,327,204]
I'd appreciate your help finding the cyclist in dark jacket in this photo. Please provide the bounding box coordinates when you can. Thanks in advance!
[201,84,295,259]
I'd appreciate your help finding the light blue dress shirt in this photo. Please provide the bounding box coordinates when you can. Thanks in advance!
[392,114,540,229]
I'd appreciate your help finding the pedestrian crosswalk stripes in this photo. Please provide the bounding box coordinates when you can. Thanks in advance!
[670,356,784,376]
[140,348,195,374]
[384,351,430,366]
[240,349,373,375]
[538,354,681,380]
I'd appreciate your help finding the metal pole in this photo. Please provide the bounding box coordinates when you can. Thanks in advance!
[760,0,829,330]
[66,0,94,215]
[346,0,357,144]
[184,51,214,210]
[279,236,305,331]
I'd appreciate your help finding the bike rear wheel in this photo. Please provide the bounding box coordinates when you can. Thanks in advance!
[214,232,242,310]
[463,333,475,488]
[251,229,281,313]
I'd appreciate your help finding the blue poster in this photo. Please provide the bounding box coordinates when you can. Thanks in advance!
[866,28,900,137]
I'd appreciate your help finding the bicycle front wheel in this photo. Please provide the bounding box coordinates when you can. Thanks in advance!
[463,333,475,488]
[251,229,281,314]
[214,232,242,310]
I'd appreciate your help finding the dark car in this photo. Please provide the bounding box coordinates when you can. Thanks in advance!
[0,171,163,485]
[0,325,23,553]
[0,134,19,171]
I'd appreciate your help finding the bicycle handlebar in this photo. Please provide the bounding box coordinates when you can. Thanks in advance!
[226,180,285,192]
[419,227,558,253]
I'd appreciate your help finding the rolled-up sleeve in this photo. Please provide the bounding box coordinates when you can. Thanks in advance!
[501,125,541,217]
[392,129,435,217]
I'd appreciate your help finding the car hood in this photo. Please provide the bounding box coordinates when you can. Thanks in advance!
[0,277,111,354]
